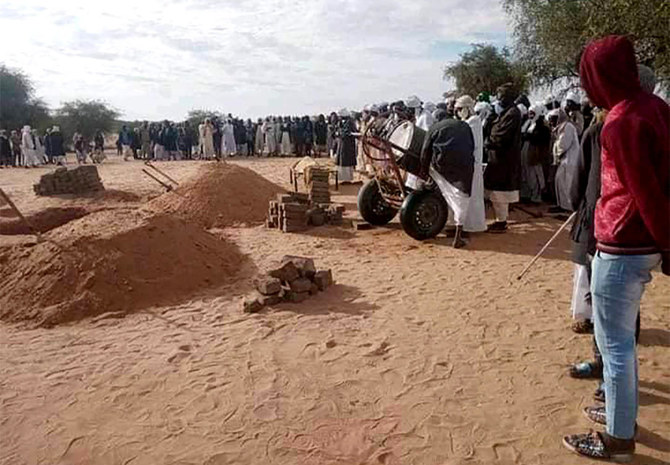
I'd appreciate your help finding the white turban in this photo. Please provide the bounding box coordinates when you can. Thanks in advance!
[405,95,422,108]
[455,95,475,110]
[363,104,372,112]
[423,101,437,113]
[517,103,528,117]
[338,108,351,117]
[370,104,380,113]
[566,91,580,104]
[529,103,545,118]
[22,125,31,132]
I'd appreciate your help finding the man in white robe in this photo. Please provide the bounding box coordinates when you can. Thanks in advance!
[21,125,40,167]
[455,95,487,233]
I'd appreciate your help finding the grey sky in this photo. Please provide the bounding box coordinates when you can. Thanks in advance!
[0,0,509,121]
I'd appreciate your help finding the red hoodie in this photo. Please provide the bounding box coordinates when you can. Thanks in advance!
[580,35,670,254]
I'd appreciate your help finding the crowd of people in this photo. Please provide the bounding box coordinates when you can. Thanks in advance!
[0,33,667,463]
[360,35,667,463]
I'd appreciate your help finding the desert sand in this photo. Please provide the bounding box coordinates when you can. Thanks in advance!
[0,156,668,465]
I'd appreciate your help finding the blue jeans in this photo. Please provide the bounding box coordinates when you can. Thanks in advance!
[592,251,661,439]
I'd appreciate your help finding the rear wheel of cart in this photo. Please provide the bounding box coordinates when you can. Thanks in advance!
[400,189,448,240]
[357,180,398,226]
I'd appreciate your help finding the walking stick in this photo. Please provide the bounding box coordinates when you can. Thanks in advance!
[0,188,44,242]
[516,212,577,281]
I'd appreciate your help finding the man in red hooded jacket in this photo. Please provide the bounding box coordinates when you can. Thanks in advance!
[562,35,669,462]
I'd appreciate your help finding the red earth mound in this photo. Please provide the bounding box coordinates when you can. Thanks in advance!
[0,210,247,327]
[147,162,285,228]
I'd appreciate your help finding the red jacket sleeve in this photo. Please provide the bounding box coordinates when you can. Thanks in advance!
[604,117,670,250]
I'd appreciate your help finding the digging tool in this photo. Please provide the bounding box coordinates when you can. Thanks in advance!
[0,187,43,242]
[142,169,174,192]
[516,212,577,281]
[145,161,180,186]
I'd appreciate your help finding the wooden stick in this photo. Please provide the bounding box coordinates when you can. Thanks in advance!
[144,161,180,186]
[0,187,42,240]
[516,212,577,281]
[141,169,173,192]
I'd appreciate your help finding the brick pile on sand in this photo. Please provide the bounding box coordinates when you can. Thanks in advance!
[147,163,285,228]
[0,209,246,328]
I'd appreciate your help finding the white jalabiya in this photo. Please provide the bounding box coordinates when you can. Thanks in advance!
[430,166,470,226]
[21,127,41,166]
[198,123,206,157]
[265,123,277,155]
[463,115,486,232]
[281,131,292,155]
[405,112,434,190]
[202,124,215,159]
[255,124,264,155]
[222,122,236,156]
[571,263,592,321]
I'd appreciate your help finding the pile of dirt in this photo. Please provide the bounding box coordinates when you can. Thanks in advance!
[0,210,247,327]
[147,163,285,228]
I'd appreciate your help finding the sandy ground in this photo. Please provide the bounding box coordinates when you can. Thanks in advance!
[1,155,669,465]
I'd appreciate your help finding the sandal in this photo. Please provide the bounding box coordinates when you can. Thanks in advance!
[563,431,635,462]
[594,384,606,403]
[583,406,639,439]
[572,319,594,334]
[569,361,603,379]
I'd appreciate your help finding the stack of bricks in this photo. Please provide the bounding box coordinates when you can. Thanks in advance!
[267,192,310,233]
[307,168,330,205]
[243,256,334,313]
[33,166,104,196]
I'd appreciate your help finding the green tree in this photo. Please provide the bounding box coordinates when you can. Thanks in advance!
[503,0,670,89]
[54,100,120,141]
[0,64,52,131]
[186,109,222,128]
[444,44,528,98]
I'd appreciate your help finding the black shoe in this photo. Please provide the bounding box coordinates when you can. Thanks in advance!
[486,221,508,233]
[563,431,635,462]
[569,361,603,379]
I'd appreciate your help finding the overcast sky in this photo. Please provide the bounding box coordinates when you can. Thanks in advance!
[0,0,509,121]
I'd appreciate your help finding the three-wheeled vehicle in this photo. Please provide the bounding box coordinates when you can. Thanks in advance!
[357,116,448,241]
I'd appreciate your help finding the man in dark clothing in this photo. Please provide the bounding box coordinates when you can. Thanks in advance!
[419,118,475,248]
[314,115,328,157]
[0,130,11,167]
[302,116,313,157]
[10,130,22,166]
[563,35,670,462]
[245,119,255,156]
[50,127,66,165]
[484,83,522,233]
[44,128,53,164]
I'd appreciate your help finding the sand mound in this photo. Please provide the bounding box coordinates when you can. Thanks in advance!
[147,163,284,228]
[0,210,246,327]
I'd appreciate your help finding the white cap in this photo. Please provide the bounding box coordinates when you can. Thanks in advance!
[405,95,422,108]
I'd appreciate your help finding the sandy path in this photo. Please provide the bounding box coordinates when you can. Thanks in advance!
[1,156,669,465]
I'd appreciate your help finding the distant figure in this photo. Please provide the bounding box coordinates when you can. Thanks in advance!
[22,126,40,167]
[548,108,580,212]
[314,114,328,157]
[10,130,22,166]
[254,118,264,156]
[202,119,215,159]
[140,122,151,159]
[73,132,87,164]
[91,130,106,164]
[520,104,551,204]
[335,108,356,183]
[118,125,133,161]
[51,126,67,165]
[222,118,236,157]
[0,130,12,167]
